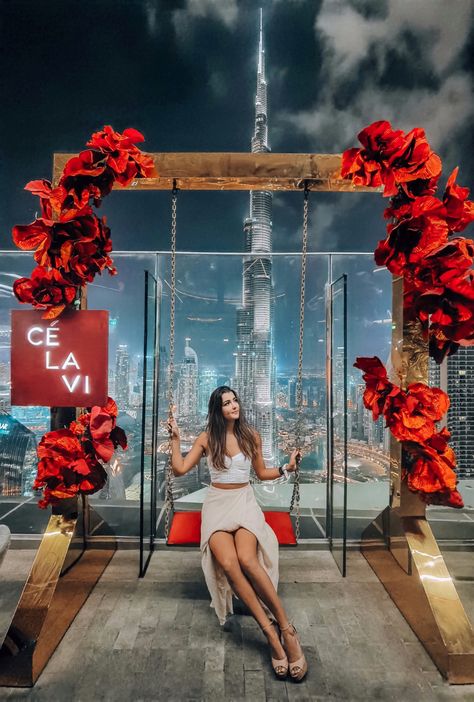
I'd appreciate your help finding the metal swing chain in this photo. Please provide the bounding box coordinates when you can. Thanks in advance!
[164,183,178,541]
[289,185,309,542]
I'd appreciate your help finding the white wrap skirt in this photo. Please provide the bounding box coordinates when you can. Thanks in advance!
[200,483,279,625]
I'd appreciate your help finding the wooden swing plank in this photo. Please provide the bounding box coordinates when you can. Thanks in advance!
[53,152,377,192]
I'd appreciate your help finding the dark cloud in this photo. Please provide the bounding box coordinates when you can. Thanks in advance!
[0,0,472,255]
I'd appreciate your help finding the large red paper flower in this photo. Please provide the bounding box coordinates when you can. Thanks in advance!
[353,356,399,420]
[387,126,442,191]
[86,125,156,186]
[13,266,77,319]
[13,214,115,283]
[341,121,442,198]
[89,397,126,462]
[443,168,474,233]
[60,150,115,214]
[33,428,96,508]
[405,429,463,508]
[354,357,461,506]
[375,196,449,275]
[34,399,127,508]
[408,238,474,291]
[341,121,406,195]
[417,271,474,350]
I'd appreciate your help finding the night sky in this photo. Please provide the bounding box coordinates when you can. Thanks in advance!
[0,0,473,370]
[1,0,472,254]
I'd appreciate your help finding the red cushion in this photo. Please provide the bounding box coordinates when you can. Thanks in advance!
[167,510,296,545]
[264,511,297,545]
[167,511,202,545]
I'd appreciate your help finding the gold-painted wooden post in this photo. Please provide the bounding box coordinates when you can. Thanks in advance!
[362,276,474,683]
[0,498,115,686]
[0,168,115,687]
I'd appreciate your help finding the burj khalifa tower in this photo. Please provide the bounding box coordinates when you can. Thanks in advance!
[234,9,275,464]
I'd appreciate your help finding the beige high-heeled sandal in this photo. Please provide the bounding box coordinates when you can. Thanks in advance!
[280,623,308,681]
[261,621,288,678]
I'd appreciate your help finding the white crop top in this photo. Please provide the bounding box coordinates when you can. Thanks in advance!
[208,452,252,484]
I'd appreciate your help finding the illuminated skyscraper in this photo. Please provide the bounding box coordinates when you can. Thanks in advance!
[429,350,474,479]
[234,9,275,463]
[115,344,130,409]
[199,367,218,416]
[177,338,198,421]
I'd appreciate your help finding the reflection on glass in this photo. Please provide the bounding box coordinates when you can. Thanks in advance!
[0,256,51,518]
[155,254,329,535]
[328,274,347,575]
[140,271,158,575]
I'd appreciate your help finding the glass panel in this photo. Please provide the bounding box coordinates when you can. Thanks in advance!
[332,255,392,542]
[139,271,158,576]
[87,253,157,538]
[0,253,50,536]
[4,250,469,547]
[155,252,329,540]
[328,274,347,575]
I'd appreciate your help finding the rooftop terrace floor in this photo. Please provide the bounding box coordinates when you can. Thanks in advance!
[1,548,473,701]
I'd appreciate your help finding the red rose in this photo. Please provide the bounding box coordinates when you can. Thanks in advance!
[443,167,474,233]
[76,458,108,494]
[13,266,77,319]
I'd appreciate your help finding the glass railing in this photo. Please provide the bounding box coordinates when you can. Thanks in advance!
[0,251,472,544]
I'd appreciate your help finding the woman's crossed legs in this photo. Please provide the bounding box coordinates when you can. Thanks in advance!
[208,528,301,665]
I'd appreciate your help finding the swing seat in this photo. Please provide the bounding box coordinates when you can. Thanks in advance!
[167,510,296,545]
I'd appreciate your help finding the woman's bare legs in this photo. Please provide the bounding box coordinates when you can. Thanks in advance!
[233,528,302,665]
[208,530,286,661]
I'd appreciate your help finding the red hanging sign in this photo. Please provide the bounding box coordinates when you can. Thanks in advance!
[11,310,108,407]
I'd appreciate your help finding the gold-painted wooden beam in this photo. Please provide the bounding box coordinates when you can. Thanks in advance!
[53,151,378,192]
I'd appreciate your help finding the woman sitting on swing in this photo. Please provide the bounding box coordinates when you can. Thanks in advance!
[168,385,308,681]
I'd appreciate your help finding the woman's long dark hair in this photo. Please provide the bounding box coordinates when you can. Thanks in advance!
[206,386,257,470]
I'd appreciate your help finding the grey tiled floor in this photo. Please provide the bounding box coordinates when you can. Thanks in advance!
[1,549,474,701]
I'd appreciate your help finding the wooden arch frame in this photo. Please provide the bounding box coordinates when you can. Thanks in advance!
[53,149,474,684]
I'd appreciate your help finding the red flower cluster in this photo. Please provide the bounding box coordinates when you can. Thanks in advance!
[354,357,463,508]
[13,213,115,284]
[12,126,156,318]
[13,266,76,319]
[341,120,442,197]
[342,120,474,363]
[33,398,127,508]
